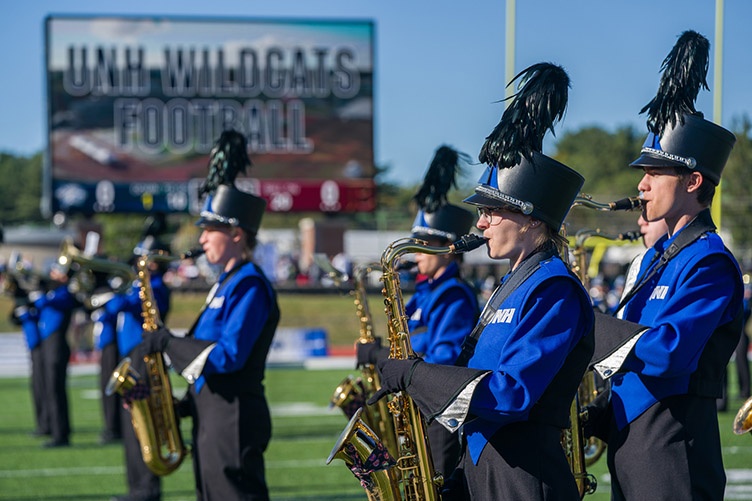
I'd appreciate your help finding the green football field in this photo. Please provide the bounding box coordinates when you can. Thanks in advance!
[2,364,752,500]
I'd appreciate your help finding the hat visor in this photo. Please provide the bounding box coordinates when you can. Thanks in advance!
[629,151,687,170]
[462,191,500,208]
[194,215,232,229]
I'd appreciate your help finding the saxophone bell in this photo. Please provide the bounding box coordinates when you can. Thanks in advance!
[733,396,752,435]
[327,407,401,500]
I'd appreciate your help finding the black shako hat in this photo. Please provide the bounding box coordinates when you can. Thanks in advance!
[411,145,475,242]
[463,63,584,230]
[195,130,267,234]
[630,30,735,185]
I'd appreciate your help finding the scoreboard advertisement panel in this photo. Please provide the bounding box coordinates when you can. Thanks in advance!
[44,15,375,215]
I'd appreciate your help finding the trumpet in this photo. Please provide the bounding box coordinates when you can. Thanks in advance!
[57,238,135,294]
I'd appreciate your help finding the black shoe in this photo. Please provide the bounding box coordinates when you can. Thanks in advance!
[42,439,70,448]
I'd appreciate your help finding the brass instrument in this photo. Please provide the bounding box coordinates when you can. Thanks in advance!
[327,261,399,459]
[328,234,485,500]
[57,238,136,295]
[572,194,642,212]
[572,228,640,471]
[564,196,642,497]
[734,397,752,435]
[106,249,202,476]
[328,407,401,501]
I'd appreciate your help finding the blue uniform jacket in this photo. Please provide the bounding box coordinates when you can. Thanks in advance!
[464,257,593,464]
[16,306,42,350]
[612,228,743,428]
[31,285,78,341]
[116,274,171,358]
[92,296,121,351]
[406,261,479,365]
[192,262,276,392]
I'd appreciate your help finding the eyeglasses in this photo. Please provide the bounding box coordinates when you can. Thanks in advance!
[476,207,504,226]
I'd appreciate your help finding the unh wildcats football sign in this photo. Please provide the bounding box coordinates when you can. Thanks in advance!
[45,15,375,215]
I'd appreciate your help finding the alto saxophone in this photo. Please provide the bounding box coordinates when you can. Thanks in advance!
[106,251,191,476]
[328,234,485,500]
[564,196,642,497]
[329,262,399,459]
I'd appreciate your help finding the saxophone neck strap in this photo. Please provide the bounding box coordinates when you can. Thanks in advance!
[454,244,557,367]
[614,209,716,315]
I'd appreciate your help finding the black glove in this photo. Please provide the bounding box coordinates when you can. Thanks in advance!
[133,326,174,360]
[143,327,172,353]
[366,357,423,405]
[356,337,384,367]
[581,389,612,442]
[8,310,22,327]
[174,393,192,419]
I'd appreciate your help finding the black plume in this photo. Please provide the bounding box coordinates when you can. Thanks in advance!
[141,212,167,238]
[198,130,251,197]
[413,145,469,213]
[479,62,570,168]
[640,30,710,134]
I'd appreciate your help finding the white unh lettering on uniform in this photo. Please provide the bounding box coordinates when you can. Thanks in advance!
[411,308,422,321]
[209,296,225,309]
[491,308,515,324]
[649,286,669,300]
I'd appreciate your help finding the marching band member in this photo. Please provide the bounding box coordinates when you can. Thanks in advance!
[25,263,79,448]
[109,236,172,501]
[370,63,594,500]
[588,31,743,500]
[135,130,280,500]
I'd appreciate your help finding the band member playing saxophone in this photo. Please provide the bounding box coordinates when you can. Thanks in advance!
[134,130,280,500]
[106,235,172,501]
[369,63,594,500]
[358,145,480,477]
[586,31,744,500]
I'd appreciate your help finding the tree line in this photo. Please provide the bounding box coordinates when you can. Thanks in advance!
[2,118,751,267]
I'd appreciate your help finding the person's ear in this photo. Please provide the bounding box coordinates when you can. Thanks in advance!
[685,171,703,193]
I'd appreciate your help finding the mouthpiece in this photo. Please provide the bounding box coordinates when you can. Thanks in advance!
[609,197,643,211]
[619,230,642,242]
[181,248,205,259]
[450,234,488,254]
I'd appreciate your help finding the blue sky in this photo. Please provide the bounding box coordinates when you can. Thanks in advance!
[3,1,751,186]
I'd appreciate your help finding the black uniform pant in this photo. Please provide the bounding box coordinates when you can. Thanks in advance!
[119,405,161,500]
[190,384,271,501]
[607,394,725,500]
[735,333,751,399]
[29,346,50,434]
[41,330,70,443]
[443,421,579,501]
[427,420,460,480]
[99,342,122,439]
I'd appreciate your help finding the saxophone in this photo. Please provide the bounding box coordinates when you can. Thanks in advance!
[564,195,642,497]
[329,262,399,459]
[572,228,640,468]
[328,234,486,500]
[106,251,193,476]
